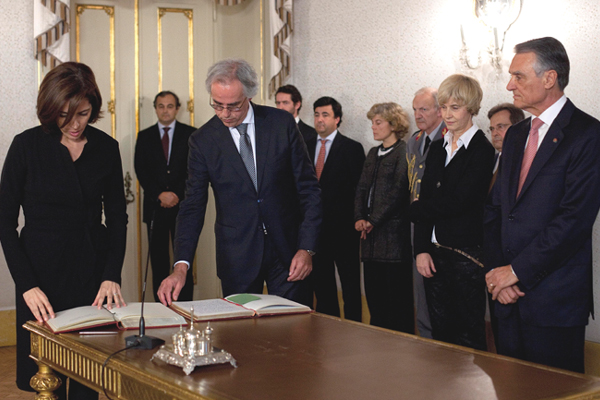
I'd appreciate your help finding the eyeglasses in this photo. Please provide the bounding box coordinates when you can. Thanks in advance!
[489,123,511,133]
[209,97,248,112]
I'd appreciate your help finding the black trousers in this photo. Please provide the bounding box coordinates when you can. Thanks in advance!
[364,260,414,333]
[220,234,312,307]
[424,245,487,351]
[497,305,585,373]
[148,206,193,302]
[312,232,362,322]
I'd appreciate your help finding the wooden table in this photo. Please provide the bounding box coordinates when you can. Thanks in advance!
[25,313,600,399]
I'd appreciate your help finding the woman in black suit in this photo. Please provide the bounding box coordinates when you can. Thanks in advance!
[409,74,494,350]
[0,62,127,399]
[355,102,413,333]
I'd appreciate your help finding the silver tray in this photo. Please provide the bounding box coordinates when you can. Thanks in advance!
[151,344,237,375]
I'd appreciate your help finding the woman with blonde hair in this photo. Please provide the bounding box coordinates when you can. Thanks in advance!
[355,102,413,332]
[409,74,495,349]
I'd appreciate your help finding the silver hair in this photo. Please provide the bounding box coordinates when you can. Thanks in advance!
[414,87,439,109]
[205,59,259,98]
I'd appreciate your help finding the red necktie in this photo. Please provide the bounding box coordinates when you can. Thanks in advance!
[162,126,170,163]
[315,139,327,180]
[517,118,544,197]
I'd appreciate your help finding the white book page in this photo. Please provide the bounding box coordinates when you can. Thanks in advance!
[173,299,254,319]
[47,306,113,332]
[107,302,186,328]
[226,294,311,313]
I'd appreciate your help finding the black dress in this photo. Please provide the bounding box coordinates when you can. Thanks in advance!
[0,125,127,397]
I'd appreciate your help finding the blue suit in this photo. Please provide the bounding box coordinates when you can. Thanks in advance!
[484,99,600,371]
[174,103,322,303]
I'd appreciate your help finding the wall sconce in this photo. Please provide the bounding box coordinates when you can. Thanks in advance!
[460,0,522,72]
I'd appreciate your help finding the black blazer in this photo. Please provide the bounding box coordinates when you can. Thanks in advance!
[306,132,365,235]
[410,129,495,255]
[484,99,600,327]
[134,121,195,223]
[0,126,127,308]
[173,104,322,288]
[298,119,317,143]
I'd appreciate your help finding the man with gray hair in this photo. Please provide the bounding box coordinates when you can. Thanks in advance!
[406,87,445,338]
[158,59,322,306]
[485,37,600,372]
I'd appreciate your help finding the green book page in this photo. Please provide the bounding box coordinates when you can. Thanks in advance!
[226,293,262,305]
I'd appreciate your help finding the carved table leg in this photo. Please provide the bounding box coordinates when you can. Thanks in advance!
[30,361,62,400]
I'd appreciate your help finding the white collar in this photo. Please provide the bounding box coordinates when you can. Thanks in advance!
[536,95,567,127]
[444,122,479,149]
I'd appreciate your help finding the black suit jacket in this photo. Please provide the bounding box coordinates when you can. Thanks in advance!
[298,119,317,143]
[134,121,196,223]
[0,125,127,305]
[174,104,322,288]
[484,99,600,327]
[306,132,365,235]
[410,129,495,255]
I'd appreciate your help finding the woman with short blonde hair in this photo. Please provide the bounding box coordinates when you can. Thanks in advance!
[409,74,495,350]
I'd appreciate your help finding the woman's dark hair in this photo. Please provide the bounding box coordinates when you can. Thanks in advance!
[37,62,103,131]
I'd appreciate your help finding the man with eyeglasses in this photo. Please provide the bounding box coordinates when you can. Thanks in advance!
[487,103,525,172]
[157,59,322,307]
[135,91,196,302]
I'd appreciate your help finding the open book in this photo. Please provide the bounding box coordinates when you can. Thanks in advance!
[45,302,186,334]
[171,294,312,322]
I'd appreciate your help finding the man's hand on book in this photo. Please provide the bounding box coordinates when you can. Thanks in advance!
[158,263,188,306]
[23,287,55,323]
[93,280,126,310]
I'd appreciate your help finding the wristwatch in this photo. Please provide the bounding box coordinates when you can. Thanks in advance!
[305,250,316,256]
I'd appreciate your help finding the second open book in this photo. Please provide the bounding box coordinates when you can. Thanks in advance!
[171,293,312,322]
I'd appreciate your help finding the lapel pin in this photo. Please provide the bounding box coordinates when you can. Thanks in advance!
[553,138,558,143]
[436,182,441,188]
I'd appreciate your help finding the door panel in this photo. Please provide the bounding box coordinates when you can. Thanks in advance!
[72,0,266,302]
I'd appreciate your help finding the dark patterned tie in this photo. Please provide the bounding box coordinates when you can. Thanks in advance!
[162,126,170,163]
[237,123,257,191]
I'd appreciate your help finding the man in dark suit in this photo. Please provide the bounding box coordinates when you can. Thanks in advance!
[134,91,196,301]
[407,87,445,339]
[157,59,321,307]
[275,84,317,142]
[485,37,600,373]
[306,96,365,321]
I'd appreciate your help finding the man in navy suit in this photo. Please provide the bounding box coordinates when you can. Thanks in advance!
[157,59,322,307]
[306,96,365,321]
[485,37,600,372]
[135,91,195,301]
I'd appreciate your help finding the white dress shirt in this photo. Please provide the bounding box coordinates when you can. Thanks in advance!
[314,130,338,165]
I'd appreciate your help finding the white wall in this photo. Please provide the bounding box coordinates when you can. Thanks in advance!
[291,0,600,341]
[0,1,38,310]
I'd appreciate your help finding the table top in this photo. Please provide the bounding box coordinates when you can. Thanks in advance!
[25,313,600,400]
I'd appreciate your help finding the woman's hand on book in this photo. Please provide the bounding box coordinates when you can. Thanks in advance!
[23,287,55,323]
[93,280,126,310]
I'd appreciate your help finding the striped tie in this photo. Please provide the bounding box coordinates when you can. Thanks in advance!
[237,123,257,191]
